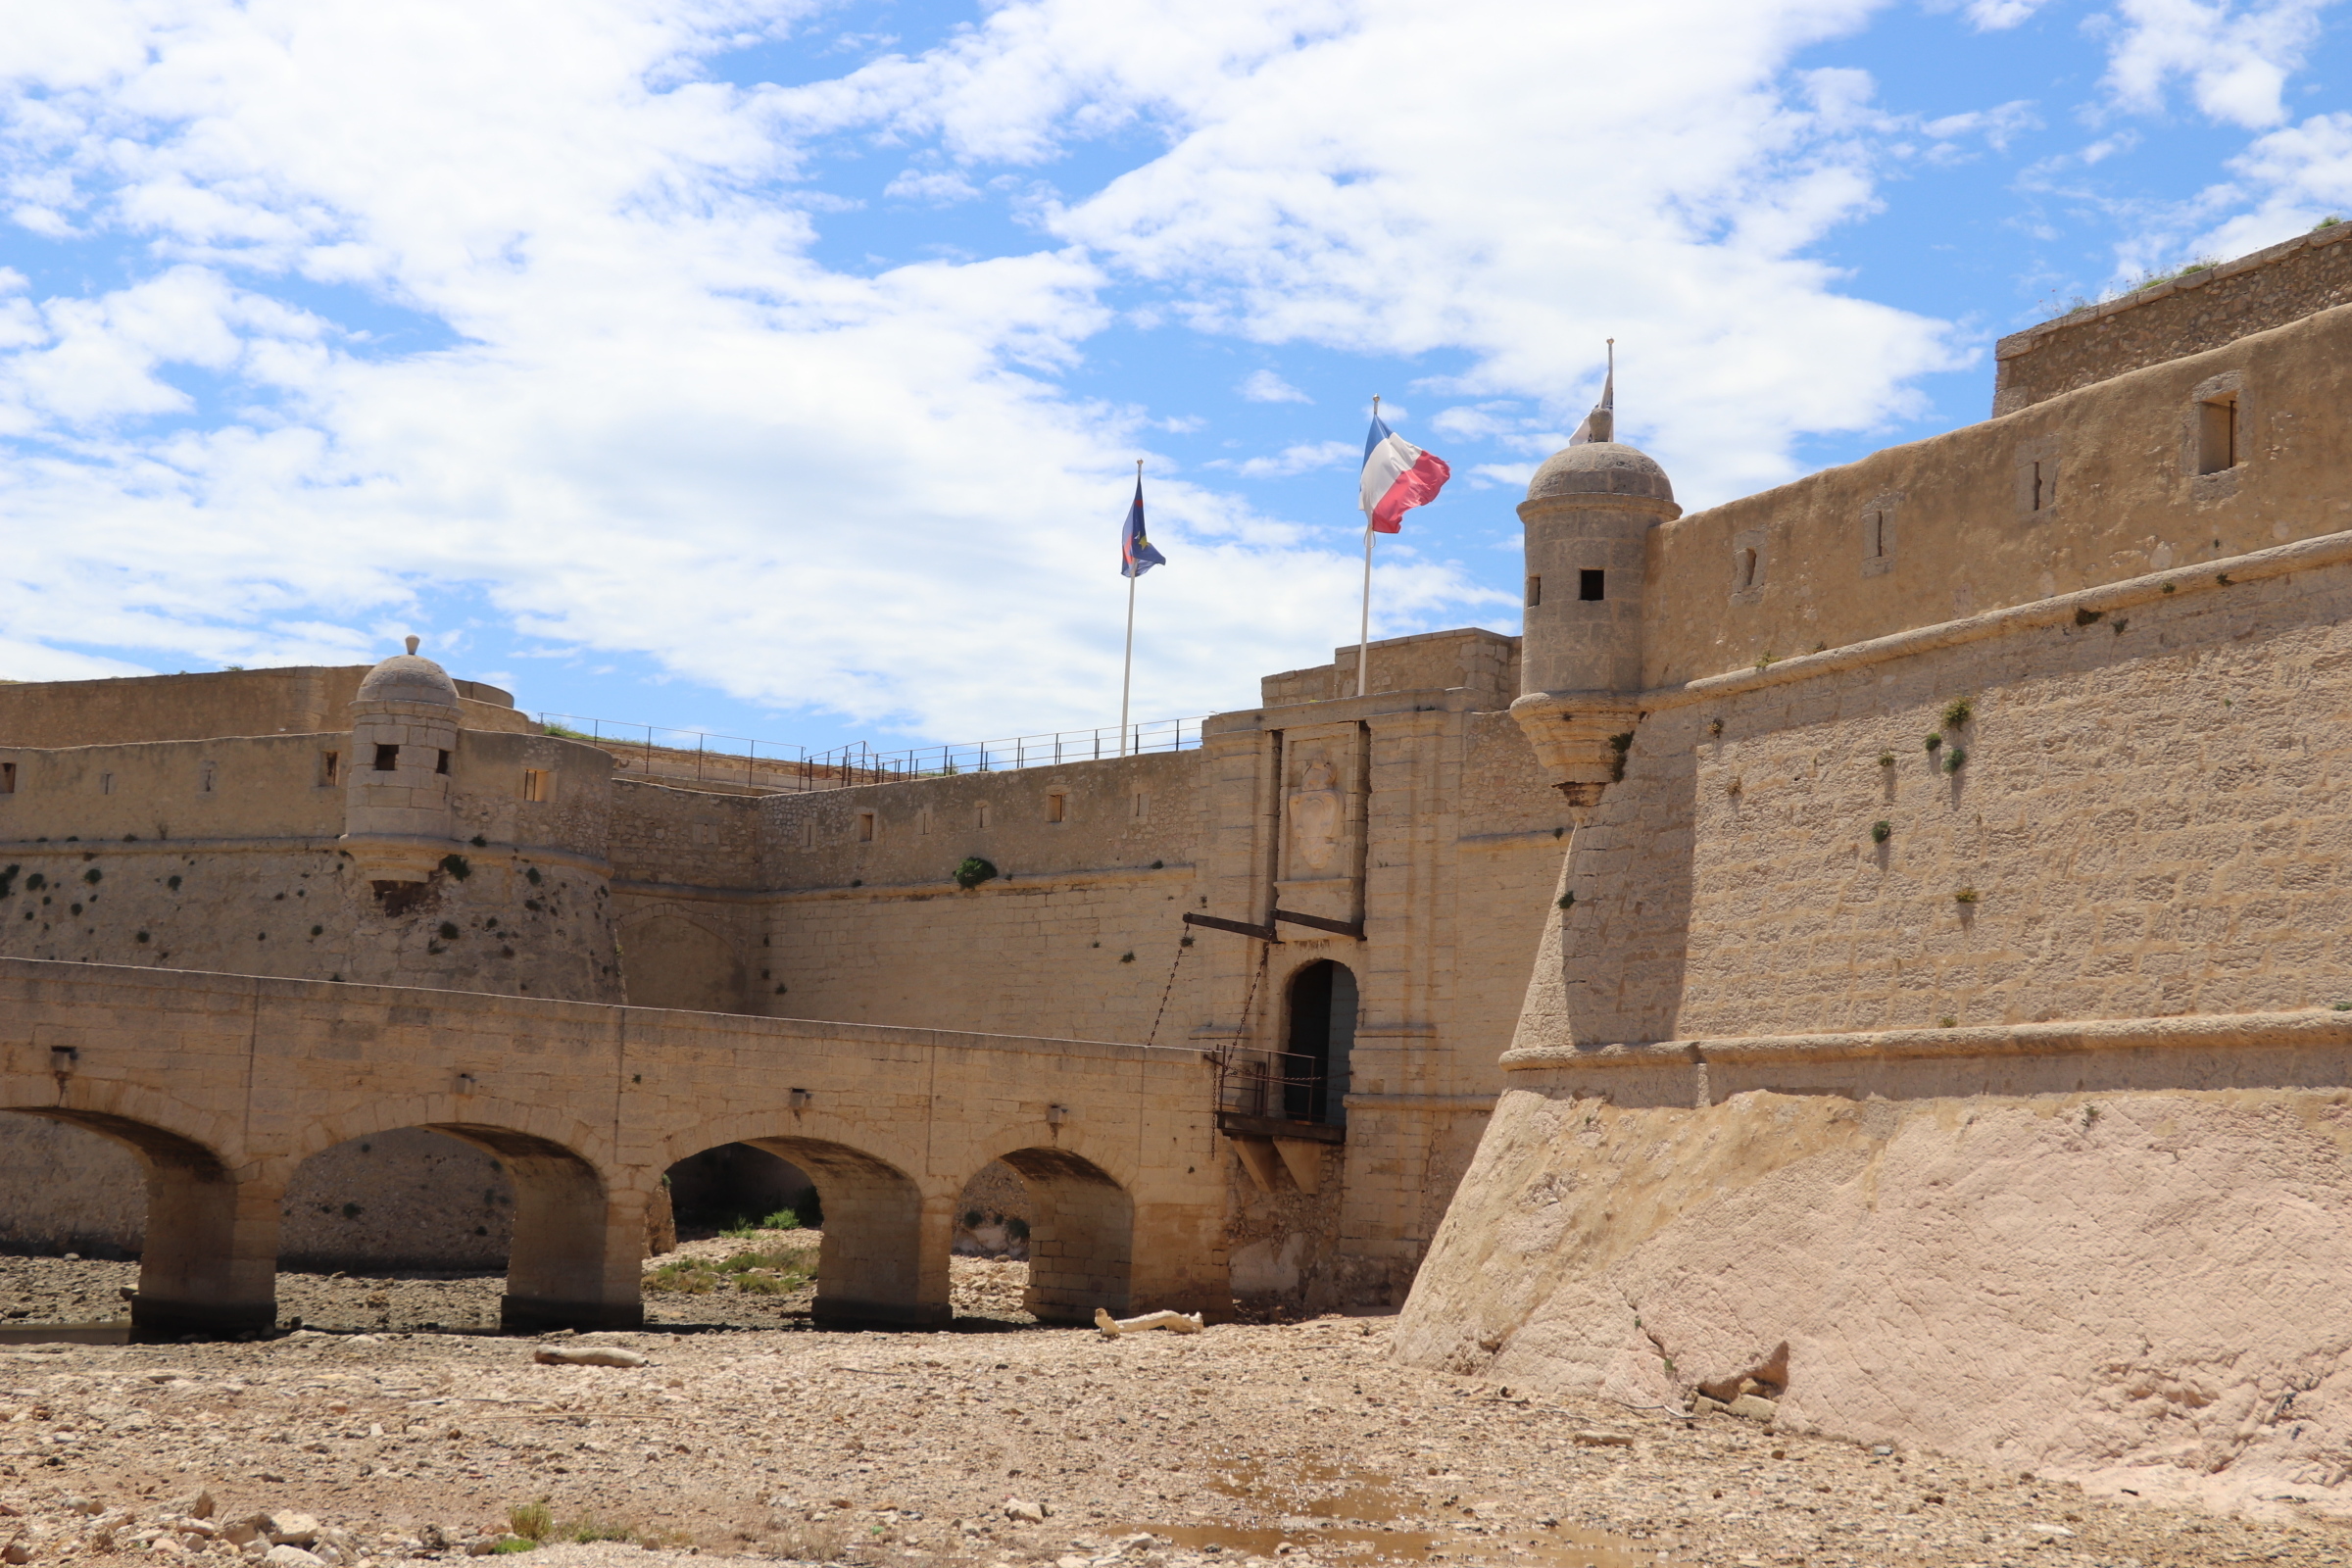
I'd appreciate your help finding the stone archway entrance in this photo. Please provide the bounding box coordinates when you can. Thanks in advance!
[1283,959,1357,1126]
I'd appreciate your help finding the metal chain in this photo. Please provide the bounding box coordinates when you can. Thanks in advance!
[1144,926,1190,1049]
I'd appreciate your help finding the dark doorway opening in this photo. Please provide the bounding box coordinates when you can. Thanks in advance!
[1283,959,1358,1126]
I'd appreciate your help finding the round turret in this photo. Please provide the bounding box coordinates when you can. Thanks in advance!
[356,640,462,710]
[1526,442,1676,504]
[1518,439,1681,697]
[343,636,463,883]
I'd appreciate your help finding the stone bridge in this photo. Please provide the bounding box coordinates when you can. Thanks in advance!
[0,957,1228,1338]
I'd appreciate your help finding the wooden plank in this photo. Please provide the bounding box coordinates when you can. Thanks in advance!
[1182,910,1279,942]
[1272,907,1365,941]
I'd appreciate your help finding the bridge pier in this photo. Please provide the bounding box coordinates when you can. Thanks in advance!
[760,1139,951,1328]
[495,1145,646,1333]
[130,1161,280,1340]
[1004,1147,1134,1323]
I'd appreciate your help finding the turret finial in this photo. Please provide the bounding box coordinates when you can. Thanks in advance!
[404,635,420,656]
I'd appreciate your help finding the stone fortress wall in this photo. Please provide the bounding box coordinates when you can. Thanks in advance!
[0,624,1568,1306]
[21,226,2352,1452]
[1992,218,2352,416]
[1396,254,2352,1510]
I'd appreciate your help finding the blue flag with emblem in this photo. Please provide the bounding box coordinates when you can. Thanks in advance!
[1120,476,1166,578]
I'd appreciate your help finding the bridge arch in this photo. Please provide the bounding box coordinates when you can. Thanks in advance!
[0,1103,274,1339]
[280,1114,630,1333]
[655,1115,942,1327]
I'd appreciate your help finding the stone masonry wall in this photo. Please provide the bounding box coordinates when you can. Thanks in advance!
[753,751,1204,1040]
[0,664,527,747]
[0,730,621,1002]
[1645,295,2352,689]
[1523,546,2352,1051]
[1993,222,2352,416]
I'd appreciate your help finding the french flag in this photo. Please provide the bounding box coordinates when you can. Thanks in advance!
[1359,416,1451,534]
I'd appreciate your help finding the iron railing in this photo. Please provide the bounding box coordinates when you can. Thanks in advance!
[1214,1046,1347,1133]
[533,712,1205,795]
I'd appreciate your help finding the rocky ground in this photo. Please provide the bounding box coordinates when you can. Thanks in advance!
[0,1247,2347,1568]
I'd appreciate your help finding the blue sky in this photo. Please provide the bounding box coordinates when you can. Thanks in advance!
[2,0,2348,760]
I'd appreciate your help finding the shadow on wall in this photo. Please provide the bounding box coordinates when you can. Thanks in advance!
[280,1130,514,1270]
[619,909,747,1012]
[0,1120,523,1270]
[0,1117,144,1257]
[1544,716,1697,1048]
[664,1142,817,1236]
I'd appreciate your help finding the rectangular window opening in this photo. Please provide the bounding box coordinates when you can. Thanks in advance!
[2029,464,2051,513]
[373,744,399,772]
[2198,395,2238,474]
[1132,791,1150,820]
[1737,547,1760,590]
[1046,793,1066,823]
[520,768,552,804]
[976,804,991,830]
[435,749,451,775]
[0,761,14,795]
[1868,511,1888,557]
[801,817,816,849]
[858,810,876,843]
[321,751,340,787]
[100,772,115,797]
[1578,568,1605,602]
[1524,574,1541,608]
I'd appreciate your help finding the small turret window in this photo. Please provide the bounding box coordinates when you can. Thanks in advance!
[373,744,399,771]
[435,750,451,775]
[1738,548,1760,589]
[1525,574,1541,608]
[1579,569,1605,601]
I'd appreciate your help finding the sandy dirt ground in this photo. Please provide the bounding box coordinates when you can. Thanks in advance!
[0,1241,2347,1568]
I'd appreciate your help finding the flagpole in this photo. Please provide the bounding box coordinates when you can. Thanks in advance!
[1120,460,1141,756]
[1357,395,1379,699]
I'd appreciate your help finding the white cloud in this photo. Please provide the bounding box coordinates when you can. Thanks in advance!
[1216,438,1357,478]
[0,0,1972,736]
[1961,0,2056,25]
[2166,110,2352,259]
[2096,0,2334,129]
[1238,368,1309,402]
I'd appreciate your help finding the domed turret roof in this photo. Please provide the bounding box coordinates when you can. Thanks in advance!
[356,637,461,709]
[1526,441,1675,504]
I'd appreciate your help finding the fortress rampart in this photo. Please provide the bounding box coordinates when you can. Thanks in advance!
[1396,293,2352,1509]
[1992,219,2352,416]
[13,241,2352,1508]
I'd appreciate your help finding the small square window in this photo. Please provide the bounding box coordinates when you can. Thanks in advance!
[1525,574,1542,608]
[373,744,399,772]
[1578,569,1605,602]
[520,768,552,803]
[1046,793,1066,823]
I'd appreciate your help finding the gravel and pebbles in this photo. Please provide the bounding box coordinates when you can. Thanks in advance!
[0,1243,2346,1568]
